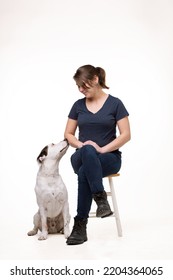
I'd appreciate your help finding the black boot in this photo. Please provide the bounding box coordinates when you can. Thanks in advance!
[93,191,113,218]
[66,217,88,245]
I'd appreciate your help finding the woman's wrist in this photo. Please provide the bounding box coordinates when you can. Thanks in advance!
[99,146,106,153]
[77,141,84,149]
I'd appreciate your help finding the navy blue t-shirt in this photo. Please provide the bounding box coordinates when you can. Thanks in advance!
[68,94,129,152]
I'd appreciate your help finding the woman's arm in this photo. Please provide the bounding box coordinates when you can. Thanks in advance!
[84,116,131,153]
[64,118,83,149]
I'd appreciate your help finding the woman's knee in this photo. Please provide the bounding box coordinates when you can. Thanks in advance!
[81,144,97,156]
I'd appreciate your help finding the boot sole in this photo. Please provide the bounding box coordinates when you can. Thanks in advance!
[96,211,113,218]
[66,238,87,245]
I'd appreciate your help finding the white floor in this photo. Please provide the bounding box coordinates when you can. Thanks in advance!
[1,214,173,260]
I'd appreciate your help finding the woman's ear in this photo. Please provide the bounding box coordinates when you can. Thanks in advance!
[93,75,99,85]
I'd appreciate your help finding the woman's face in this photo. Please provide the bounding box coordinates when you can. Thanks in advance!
[76,76,99,98]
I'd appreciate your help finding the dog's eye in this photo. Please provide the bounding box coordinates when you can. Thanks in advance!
[52,143,55,146]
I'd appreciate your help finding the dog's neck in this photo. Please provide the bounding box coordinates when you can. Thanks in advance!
[39,160,60,177]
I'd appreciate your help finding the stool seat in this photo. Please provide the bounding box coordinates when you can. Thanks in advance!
[90,173,123,237]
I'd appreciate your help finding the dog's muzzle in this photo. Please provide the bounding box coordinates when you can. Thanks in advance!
[60,139,69,152]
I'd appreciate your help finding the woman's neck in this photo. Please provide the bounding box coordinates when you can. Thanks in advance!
[87,88,107,102]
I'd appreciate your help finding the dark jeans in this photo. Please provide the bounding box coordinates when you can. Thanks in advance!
[71,145,121,219]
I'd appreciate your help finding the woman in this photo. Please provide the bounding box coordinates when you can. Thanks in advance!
[64,65,131,245]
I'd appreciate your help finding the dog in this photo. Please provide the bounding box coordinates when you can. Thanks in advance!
[27,139,71,240]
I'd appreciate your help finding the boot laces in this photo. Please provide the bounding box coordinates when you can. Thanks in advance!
[72,220,85,235]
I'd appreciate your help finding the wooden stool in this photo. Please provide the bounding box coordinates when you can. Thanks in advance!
[90,173,123,237]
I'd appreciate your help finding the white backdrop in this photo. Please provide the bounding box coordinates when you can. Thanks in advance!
[0,0,173,260]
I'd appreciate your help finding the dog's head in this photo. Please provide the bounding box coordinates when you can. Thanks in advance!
[37,139,69,164]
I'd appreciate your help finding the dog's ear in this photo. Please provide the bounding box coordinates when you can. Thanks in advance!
[38,155,46,162]
[37,145,48,163]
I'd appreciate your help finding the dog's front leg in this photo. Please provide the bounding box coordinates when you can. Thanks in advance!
[38,208,48,240]
[63,202,71,238]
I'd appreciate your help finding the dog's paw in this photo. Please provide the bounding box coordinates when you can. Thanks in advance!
[64,228,70,239]
[38,233,48,240]
[27,229,37,236]
[38,236,47,241]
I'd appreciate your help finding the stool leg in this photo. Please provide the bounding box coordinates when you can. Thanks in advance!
[108,177,123,237]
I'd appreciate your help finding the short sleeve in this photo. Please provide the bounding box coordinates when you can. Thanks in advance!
[114,98,129,121]
[68,101,78,120]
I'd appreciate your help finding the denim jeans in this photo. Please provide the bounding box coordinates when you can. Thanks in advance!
[71,145,121,219]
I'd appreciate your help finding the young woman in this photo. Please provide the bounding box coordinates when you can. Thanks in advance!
[64,65,131,245]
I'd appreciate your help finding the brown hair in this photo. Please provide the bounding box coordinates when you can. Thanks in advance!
[73,65,109,89]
